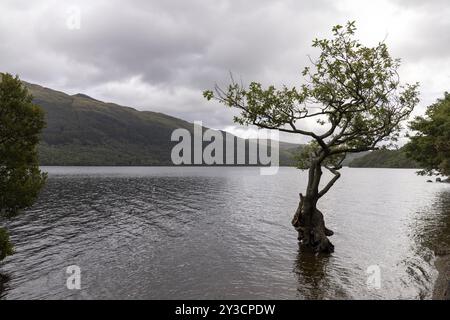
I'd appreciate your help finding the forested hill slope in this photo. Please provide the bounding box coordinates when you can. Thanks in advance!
[26,82,195,165]
[348,148,419,169]
[25,82,300,166]
[26,81,413,168]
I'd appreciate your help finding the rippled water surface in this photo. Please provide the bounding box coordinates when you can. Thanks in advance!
[1,167,449,299]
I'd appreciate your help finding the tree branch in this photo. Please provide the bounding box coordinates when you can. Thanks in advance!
[318,165,342,198]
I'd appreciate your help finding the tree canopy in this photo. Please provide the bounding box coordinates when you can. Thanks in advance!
[204,21,420,252]
[204,21,419,176]
[0,73,47,261]
[405,92,450,176]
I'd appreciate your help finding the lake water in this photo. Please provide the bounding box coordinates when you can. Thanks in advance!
[1,167,449,300]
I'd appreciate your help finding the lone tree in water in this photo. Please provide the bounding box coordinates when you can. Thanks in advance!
[0,73,47,261]
[204,22,420,253]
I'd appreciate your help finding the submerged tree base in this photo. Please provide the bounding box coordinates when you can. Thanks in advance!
[292,193,334,254]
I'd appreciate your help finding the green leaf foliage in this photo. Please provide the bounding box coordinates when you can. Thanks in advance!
[205,21,420,172]
[1,73,47,261]
[405,92,450,176]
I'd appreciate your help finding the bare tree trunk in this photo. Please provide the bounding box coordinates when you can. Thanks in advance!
[292,162,335,253]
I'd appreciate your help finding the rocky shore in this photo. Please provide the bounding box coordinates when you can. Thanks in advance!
[433,249,450,300]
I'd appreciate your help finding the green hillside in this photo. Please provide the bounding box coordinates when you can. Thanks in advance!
[27,82,194,165]
[24,81,413,169]
[348,148,419,168]
[26,82,300,166]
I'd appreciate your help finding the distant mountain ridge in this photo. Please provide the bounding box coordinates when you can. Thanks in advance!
[25,81,301,166]
[24,81,397,168]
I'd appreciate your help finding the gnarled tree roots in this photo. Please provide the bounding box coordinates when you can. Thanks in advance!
[292,193,334,254]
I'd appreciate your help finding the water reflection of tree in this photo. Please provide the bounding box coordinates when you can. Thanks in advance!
[433,190,450,251]
[0,272,10,299]
[413,190,450,253]
[0,217,11,299]
[405,189,450,299]
[293,244,331,299]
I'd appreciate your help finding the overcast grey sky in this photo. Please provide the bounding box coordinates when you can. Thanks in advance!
[1,0,448,143]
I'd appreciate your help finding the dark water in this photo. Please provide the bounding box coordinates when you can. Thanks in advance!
[1,167,449,300]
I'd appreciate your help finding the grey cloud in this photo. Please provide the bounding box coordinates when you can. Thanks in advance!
[34,0,335,88]
[0,0,448,136]
[392,0,449,9]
